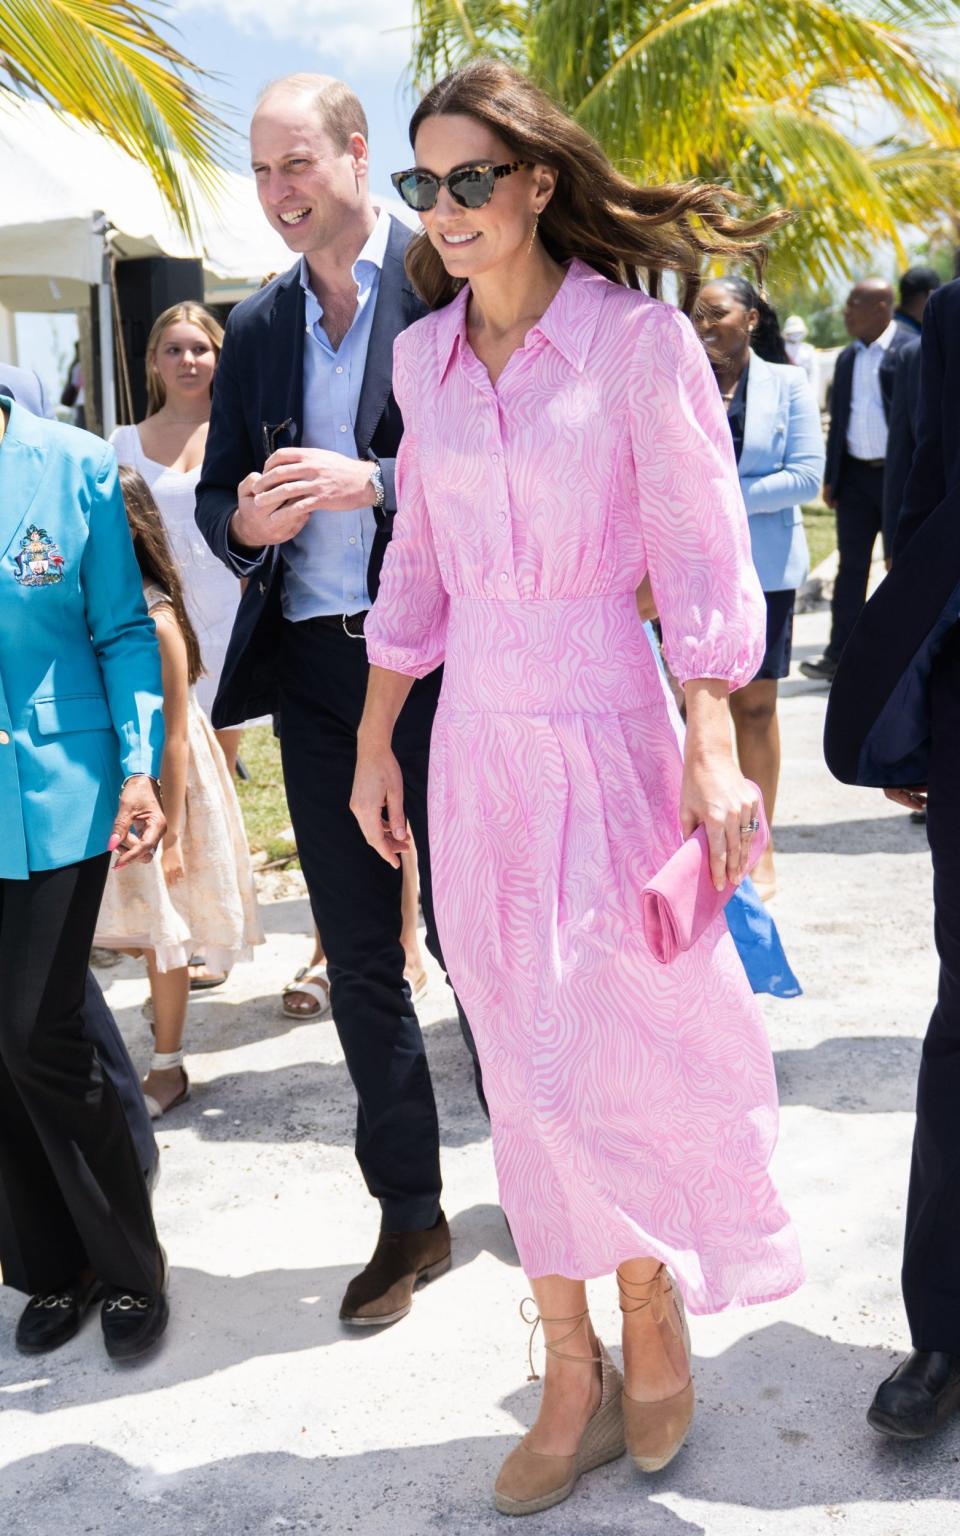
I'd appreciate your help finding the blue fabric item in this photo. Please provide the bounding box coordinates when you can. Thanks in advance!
[279,208,391,621]
[641,620,802,998]
[0,398,164,879]
[736,351,824,592]
[725,877,803,998]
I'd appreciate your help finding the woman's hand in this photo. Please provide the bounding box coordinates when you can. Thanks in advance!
[680,751,759,892]
[109,776,166,869]
[350,736,411,868]
[161,835,185,886]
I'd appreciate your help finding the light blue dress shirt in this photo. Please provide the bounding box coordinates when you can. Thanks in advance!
[280,208,390,620]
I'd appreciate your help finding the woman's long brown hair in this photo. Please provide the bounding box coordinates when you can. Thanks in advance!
[406,59,789,313]
[118,465,205,687]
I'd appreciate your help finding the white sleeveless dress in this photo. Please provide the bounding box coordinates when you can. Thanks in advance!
[110,424,241,719]
[95,584,264,972]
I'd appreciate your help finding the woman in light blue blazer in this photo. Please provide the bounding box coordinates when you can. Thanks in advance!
[697,278,825,898]
[0,396,170,1361]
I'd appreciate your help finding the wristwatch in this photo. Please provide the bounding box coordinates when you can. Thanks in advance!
[367,456,386,511]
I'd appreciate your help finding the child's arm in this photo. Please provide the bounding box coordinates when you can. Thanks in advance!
[153,606,190,886]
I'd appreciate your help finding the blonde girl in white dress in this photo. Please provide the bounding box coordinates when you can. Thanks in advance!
[95,468,263,1117]
[110,302,243,771]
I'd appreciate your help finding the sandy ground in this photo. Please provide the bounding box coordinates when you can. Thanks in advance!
[1,583,956,1536]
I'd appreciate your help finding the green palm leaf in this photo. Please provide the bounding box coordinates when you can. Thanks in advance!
[411,0,960,278]
[0,0,230,232]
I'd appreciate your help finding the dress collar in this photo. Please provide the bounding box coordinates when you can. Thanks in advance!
[434,258,608,381]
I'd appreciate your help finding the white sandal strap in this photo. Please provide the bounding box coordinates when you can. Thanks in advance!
[144,1093,163,1121]
[150,1050,184,1072]
[283,979,329,1007]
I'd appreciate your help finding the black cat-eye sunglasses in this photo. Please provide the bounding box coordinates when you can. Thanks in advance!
[390,160,530,213]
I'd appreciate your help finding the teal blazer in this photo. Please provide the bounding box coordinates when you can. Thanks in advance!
[738,352,825,592]
[0,399,164,879]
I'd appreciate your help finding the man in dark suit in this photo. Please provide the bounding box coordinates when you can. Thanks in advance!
[801,279,916,681]
[894,265,941,336]
[882,339,922,559]
[0,362,157,1188]
[824,277,960,1439]
[196,75,480,1328]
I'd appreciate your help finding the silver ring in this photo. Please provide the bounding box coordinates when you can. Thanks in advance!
[740,817,761,834]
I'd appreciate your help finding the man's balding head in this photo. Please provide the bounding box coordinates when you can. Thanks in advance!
[254,74,368,152]
[843,279,894,344]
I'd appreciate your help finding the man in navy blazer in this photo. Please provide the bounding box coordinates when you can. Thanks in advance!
[825,278,960,1439]
[801,279,915,681]
[0,361,157,1186]
[197,75,480,1328]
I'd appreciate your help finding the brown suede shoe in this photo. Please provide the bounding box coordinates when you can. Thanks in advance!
[339,1213,451,1326]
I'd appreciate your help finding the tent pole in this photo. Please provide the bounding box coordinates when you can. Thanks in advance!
[94,214,116,437]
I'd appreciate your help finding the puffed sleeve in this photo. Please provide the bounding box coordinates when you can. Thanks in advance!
[629,305,766,689]
[364,328,449,678]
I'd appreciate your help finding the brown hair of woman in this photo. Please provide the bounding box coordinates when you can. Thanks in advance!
[406,58,788,313]
[144,301,224,416]
[118,464,205,687]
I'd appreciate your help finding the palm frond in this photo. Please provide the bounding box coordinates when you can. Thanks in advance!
[0,0,231,232]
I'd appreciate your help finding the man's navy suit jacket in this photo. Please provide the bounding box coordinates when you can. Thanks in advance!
[824,322,916,494]
[825,281,960,787]
[881,339,922,557]
[195,215,426,728]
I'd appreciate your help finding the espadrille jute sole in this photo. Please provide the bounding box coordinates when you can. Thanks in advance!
[494,1341,626,1516]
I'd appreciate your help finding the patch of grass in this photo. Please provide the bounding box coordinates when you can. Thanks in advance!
[235,724,298,865]
[802,501,837,571]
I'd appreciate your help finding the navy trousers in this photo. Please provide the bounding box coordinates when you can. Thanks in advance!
[902,623,960,1349]
[826,457,885,663]
[278,617,484,1235]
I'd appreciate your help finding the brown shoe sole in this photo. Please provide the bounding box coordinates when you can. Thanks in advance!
[340,1252,451,1327]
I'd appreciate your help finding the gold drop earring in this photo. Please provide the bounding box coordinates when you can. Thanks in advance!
[527,212,540,255]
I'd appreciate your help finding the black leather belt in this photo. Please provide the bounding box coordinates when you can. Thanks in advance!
[312,611,368,637]
[847,456,886,469]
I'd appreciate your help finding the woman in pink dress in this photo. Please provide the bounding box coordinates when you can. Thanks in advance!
[352,60,803,1516]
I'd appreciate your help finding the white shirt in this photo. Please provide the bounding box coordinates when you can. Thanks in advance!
[846,319,897,461]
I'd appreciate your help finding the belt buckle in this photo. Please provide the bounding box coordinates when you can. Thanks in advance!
[341,611,366,640]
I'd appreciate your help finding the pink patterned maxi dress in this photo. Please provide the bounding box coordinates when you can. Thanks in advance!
[364,260,803,1312]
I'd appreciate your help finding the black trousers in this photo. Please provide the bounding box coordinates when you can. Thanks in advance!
[903,624,960,1350]
[81,970,157,1182]
[0,855,161,1297]
[279,617,484,1234]
[826,458,885,663]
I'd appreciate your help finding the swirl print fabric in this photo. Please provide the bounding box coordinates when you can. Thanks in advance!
[364,260,804,1312]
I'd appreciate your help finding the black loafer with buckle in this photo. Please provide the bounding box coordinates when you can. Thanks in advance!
[15,1272,102,1355]
[101,1250,170,1361]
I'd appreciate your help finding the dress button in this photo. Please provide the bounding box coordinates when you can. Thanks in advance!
[500,572,509,583]
[0,729,8,745]
[498,512,507,523]
[492,452,500,463]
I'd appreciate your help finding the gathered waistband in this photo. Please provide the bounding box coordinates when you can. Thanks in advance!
[440,593,666,715]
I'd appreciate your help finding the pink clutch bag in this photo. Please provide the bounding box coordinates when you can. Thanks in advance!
[640,786,769,964]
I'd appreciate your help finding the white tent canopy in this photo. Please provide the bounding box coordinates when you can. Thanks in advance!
[0,98,415,313]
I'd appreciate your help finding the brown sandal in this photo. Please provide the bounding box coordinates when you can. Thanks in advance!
[493,1304,626,1516]
[617,1263,694,1472]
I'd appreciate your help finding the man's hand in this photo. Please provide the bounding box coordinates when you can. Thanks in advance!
[230,469,312,549]
[822,482,836,510]
[883,785,927,813]
[254,448,375,518]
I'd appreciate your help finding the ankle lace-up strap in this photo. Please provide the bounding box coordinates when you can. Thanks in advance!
[616,1263,681,1336]
[519,1298,600,1382]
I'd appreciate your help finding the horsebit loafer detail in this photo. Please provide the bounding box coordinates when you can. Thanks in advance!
[101,1251,170,1361]
[868,1350,960,1440]
[339,1213,451,1326]
[15,1273,102,1355]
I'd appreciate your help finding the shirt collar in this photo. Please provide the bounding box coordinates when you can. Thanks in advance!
[435,258,606,381]
[299,205,390,317]
[858,318,898,353]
